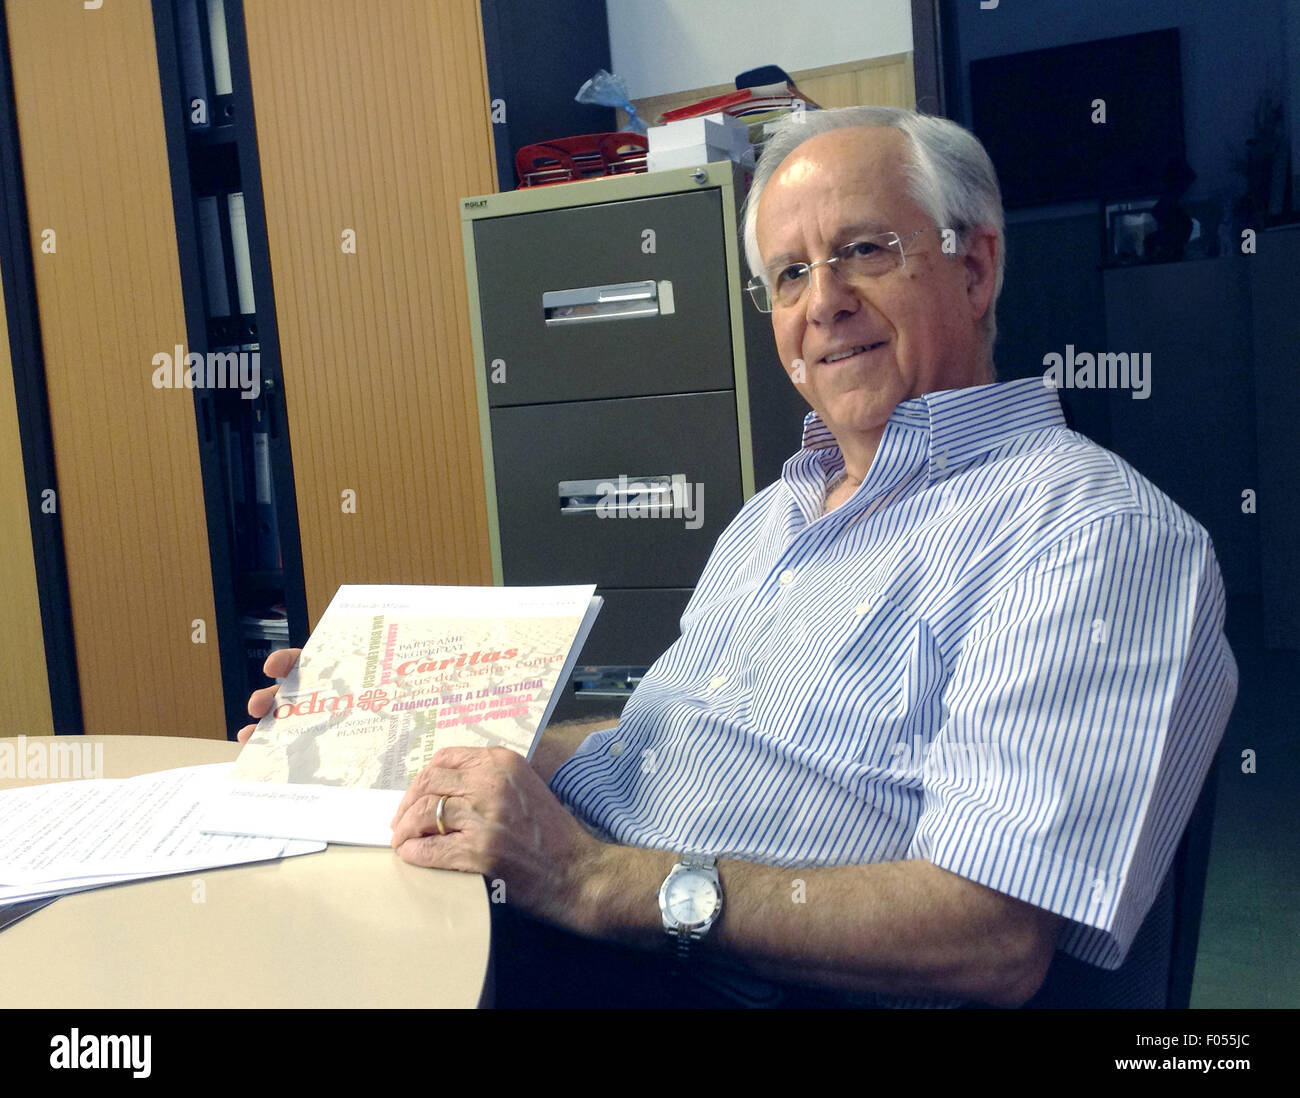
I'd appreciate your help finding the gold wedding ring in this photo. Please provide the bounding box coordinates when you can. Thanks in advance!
[435,794,450,835]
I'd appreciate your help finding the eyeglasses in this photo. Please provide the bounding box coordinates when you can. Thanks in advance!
[745,227,945,312]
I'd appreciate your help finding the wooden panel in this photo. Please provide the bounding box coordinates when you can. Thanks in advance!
[628,53,915,126]
[243,0,497,624]
[5,0,224,737]
[0,248,52,736]
[857,53,915,109]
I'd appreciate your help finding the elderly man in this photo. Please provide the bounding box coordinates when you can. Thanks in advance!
[243,106,1236,1008]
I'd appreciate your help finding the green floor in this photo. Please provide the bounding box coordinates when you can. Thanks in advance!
[1190,641,1299,1008]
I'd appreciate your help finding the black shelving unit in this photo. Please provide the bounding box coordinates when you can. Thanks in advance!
[152,0,307,738]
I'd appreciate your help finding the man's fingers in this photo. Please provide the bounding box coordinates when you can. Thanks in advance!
[394,833,481,873]
[247,682,281,719]
[389,755,488,827]
[389,770,477,830]
[263,647,301,679]
[391,796,440,847]
[237,647,301,739]
[391,786,493,847]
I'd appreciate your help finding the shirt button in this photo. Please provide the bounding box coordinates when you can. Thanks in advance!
[778,569,795,586]
[853,601,872,615]
[608,741,625,757]
[708,675,727,692]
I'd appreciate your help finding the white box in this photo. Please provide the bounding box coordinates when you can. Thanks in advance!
[647,144,734,172]
[647,112,749,157]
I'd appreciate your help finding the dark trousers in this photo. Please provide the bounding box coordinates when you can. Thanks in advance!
[487,902,868,1009]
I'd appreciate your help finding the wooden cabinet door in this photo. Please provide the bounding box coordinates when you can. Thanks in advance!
[6,0,224,737]
[243,0,498,625]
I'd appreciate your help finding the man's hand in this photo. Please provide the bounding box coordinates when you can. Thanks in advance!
[235,647,302,744]
[389,746,608,935]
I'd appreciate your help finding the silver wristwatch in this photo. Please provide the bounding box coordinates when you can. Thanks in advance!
[658,853,723,959]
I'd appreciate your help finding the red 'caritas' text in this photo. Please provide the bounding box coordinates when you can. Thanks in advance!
[395,648,517,675]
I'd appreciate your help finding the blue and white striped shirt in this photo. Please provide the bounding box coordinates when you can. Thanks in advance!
[551,377,1237,975]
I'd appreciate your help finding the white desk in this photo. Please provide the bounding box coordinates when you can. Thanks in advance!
[0,736,491,1008]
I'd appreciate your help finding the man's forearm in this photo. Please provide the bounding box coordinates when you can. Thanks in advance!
[530,715,619,785]
[577,844,1060,1007]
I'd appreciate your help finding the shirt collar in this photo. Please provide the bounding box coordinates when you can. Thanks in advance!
[795,376,1067,487]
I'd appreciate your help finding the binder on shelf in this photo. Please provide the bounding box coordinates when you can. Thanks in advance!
[218,418,238,555]
[176,0,209,125]
[206,0,234,98]
[196,194,231,317]
[251,404,281,571]
[220,416,256,573]
[177,0,235,127]
[227,192,256,316]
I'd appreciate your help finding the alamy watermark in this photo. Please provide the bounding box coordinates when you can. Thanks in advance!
[0,735,103,780]
[152,345,261,400]
[1042,345,1151,400]
[50,1029,150,1079]
[886,736,996,778]
[593,474,703,529]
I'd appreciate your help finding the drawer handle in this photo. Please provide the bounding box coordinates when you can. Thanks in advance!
[542,279,674,325]
[558,474,682,515]
[571,665,646,698]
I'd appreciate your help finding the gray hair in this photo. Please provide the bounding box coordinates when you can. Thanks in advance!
[741,106,1006,371]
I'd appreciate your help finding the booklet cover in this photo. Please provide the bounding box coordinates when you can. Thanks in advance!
[201,584,602,846]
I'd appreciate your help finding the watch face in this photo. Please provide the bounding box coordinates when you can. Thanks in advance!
[666,869,718,927]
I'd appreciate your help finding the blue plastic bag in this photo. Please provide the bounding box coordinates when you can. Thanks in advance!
[575,69,646,134]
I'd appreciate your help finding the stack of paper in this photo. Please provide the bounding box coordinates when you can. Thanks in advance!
[658,81,821,123]
[647,112,751,172]
[0,763,323,909]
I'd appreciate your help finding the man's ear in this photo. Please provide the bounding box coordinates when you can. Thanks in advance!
[963,226,999,322]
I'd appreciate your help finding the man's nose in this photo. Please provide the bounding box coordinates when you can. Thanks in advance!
[803,262,859,325]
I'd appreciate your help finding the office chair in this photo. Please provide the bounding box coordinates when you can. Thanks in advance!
[1024,755,1221,1008]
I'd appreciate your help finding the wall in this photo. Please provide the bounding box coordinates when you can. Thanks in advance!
[942,0,1290,203]
[1288,0,1300,209]
[1103,257,1260,604]
[606,0,912,99]
[939,0,1289,623]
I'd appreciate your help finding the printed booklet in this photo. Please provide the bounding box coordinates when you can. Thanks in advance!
[201,584,601,845]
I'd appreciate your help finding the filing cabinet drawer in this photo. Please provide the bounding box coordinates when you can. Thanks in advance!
[576,587,691,668]
[473,188,735,406]
[547,586,693,723]
[490,391,742,588]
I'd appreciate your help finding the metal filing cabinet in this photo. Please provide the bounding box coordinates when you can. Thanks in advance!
[460,162,771,720]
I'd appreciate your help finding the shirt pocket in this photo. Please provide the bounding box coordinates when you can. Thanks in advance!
[748,595,947,771]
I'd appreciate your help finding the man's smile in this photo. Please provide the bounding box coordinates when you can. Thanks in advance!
[817,340,889,365]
